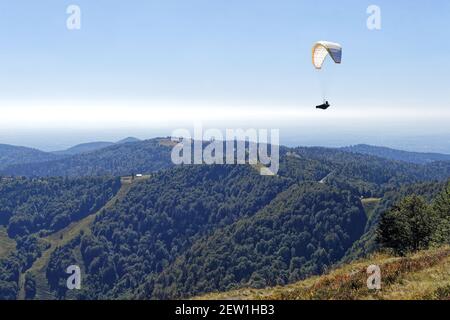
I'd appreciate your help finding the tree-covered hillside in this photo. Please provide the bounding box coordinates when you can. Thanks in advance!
[198,181,450,301]
[45,165,295,299]
[2,140,450,189]
[141,183,366,299]
[52,137,141,156]
[291,147,450,197]
[341,180,446,262]
[1,139,174,177]
[53,142,115,156]
[40,164,366,300]
[0,144,62,170]
[0,176,121,300]
[341,144,450,164]
[378,181,450,255]
[1,141,450,300]
[0,177,121,237]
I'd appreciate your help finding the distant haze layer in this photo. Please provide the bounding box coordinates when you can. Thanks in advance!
[0,101,449,152]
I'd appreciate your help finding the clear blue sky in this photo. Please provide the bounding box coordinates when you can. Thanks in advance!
[0,0,449,151]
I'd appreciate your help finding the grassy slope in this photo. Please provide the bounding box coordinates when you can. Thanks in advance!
[0,226,16,259]
[196,246,450,300]
[361,198,382,220]
[17,176,149,300]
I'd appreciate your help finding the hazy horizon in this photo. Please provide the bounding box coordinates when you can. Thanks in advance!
[1,127,450,155]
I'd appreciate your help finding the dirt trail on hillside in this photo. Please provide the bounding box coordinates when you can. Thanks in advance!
[17,176,148,300]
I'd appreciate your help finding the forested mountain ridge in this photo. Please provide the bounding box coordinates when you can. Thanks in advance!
[199,180,450,300]
[341,180,447,262]
[0,137,143,173]
[38,158,390,300]
[0,176,121,299]
[1,138,174,177]
[52,142,115,156]
[45,165,297,299]
[0,177,121,237]
[52,137,141,156]
[341,144,450,164]
[2,139,450,185]
[139,182,366,299]
[0,144,62,170]
[285,147,450,202]
[1,140,450,300]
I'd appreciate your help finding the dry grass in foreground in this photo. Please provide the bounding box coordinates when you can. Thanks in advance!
[196,246,450,300]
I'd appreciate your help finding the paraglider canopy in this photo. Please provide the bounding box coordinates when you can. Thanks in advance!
[312,41,342,69]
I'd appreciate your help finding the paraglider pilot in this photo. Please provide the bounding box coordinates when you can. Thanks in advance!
[316,101,330,110]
